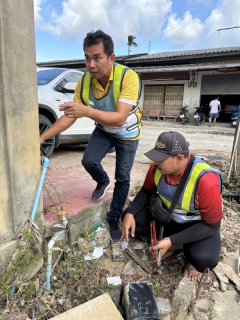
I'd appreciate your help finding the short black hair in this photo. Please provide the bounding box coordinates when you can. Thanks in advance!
[215,96,219,99]
[83,30,114,57]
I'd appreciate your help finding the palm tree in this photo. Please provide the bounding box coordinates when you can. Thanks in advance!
[127,35,138,55]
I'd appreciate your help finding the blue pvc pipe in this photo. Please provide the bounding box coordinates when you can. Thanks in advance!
[9,157,50,300]
[30,157,50,223]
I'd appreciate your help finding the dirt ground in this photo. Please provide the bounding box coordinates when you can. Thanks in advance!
[1,120,239,319]
[2,189,239,319]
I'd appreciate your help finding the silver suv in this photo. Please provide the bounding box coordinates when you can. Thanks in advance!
[38,67,94,157]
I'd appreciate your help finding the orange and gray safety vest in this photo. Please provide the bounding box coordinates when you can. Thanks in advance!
[80,62,142,140]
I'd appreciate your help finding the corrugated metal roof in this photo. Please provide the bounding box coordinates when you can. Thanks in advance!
[37,58,84,65]
[126,46,240,61]
[133,60,240,73]
[36,53,147,65]
[36,46,240,66]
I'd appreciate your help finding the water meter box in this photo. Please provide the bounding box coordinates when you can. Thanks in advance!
[121,281,160,320]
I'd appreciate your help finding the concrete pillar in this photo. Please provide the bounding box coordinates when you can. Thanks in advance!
[0,1,42,270]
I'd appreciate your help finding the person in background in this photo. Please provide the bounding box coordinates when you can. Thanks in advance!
[122,131,222,280]
[209,96,221,127]
[40,30,142,242]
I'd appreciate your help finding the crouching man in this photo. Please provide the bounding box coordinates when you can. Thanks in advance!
[122,131,222,280]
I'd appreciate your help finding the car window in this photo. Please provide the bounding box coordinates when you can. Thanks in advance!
[37,69,66,85]
[54,73,83,92]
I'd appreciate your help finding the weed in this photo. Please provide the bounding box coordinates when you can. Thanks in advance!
[153,281,160,294]
[43,173,72,214]
[0,229,38,312]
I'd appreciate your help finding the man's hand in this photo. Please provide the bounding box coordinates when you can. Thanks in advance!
[40,136,45,145]
[122,213,136,242]
[59,101,88,118]
[149,237,172,259]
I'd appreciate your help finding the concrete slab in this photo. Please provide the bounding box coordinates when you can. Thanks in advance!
[43,151,148,238]
[50,293,123,320]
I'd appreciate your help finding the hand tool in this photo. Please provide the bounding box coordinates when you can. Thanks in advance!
[150,222,164,274]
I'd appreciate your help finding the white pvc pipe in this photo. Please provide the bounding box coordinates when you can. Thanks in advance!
[46,230,65,290]
[228,119,240,183]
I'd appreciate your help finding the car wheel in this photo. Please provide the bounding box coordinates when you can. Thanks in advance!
[39,114,55,158]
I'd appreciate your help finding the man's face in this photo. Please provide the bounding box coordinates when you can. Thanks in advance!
[154,155,186,177]
[84,42,115,81]
[155,157,176,175]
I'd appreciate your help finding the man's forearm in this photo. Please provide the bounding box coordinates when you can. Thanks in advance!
[170,221,221,245]
[86,108,126,126]
[126,187,153,216]
[40,115,76,142]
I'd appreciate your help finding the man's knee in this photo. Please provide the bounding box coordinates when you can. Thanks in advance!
[185,249,219,273]
[82,157,96,171]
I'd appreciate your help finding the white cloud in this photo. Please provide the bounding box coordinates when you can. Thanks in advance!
[34,0,45,26]
[163,11,203,48]
[193,0,240,48]
[34,0,240,52]
[163,0,240,49]
[34,0,172,44]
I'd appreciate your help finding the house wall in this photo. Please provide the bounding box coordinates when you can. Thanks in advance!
[139,74,203,113]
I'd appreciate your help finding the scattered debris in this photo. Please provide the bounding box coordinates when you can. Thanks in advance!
[84,247,104,260]
[106,276,122,286]
[155,297,171,314]
[213,264,229,292]
[124,248,153,277]
[218,261,240,291]
[122,260,135,275]
[111,241,125,262]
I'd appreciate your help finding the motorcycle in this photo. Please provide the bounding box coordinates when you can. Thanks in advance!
[194,106,206,126]
[231,106,239,126]
[179,104,189,125]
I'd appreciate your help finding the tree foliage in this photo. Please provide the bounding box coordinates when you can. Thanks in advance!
[127,35,138,55]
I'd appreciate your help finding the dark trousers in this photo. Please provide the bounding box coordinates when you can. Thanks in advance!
[82,127,139,220]
[122,206,221,272]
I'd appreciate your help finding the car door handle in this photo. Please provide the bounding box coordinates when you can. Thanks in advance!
[55,99,60,101]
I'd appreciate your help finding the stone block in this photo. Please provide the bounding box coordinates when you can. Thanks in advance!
[50,293,123,320]
[121,281,160,320]
[171,278,196,320]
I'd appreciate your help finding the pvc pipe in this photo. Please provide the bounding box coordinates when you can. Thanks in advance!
[46,229,66,290]
[46,238,56,290]
[30,157,50,225]
[10,157,50,300]
[228,115,240,183]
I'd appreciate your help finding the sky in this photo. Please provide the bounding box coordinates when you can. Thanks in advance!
[34,0,240,62]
